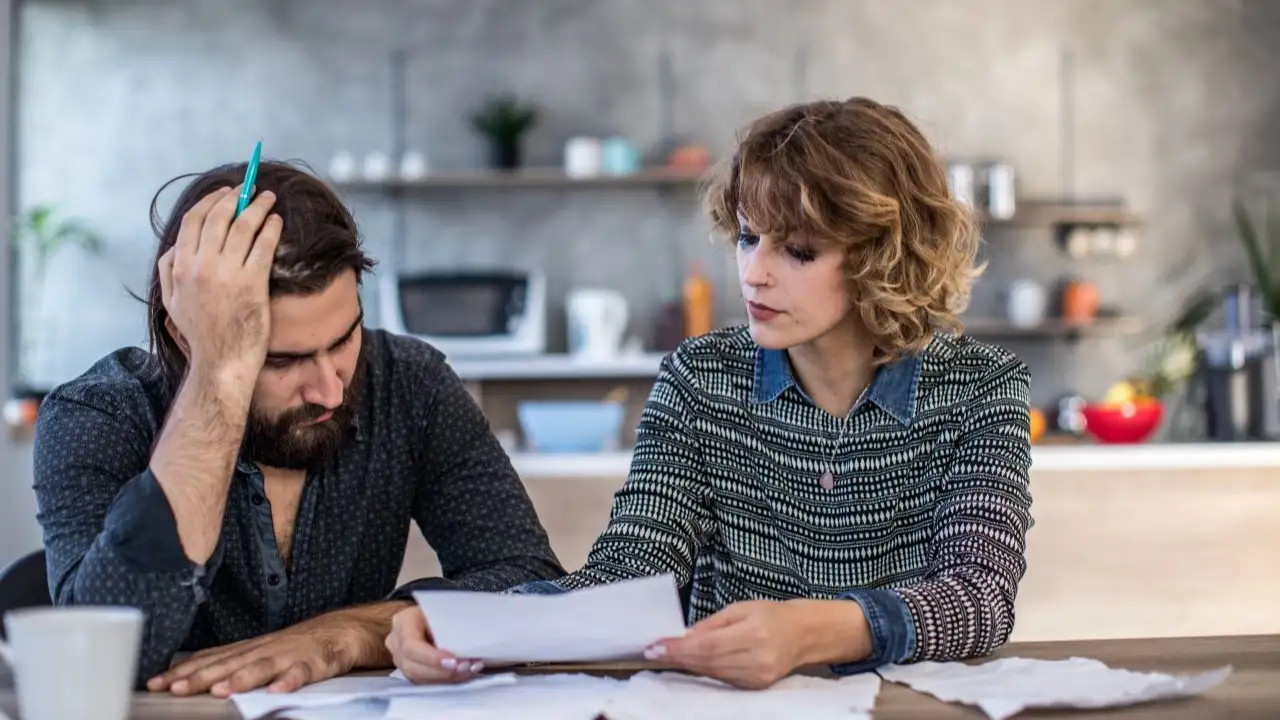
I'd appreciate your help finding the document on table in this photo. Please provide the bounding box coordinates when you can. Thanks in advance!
[413,574,688,664]
[386,673,628,720]
[878,657,1231,720]
[605,670,881,720]
[384,670,881,720]
[230,673,515,720]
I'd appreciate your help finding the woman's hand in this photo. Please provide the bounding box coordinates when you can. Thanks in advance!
[385,606,483,684]
[645,599,873,690]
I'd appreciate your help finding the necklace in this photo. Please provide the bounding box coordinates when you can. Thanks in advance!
[818,382,871,490]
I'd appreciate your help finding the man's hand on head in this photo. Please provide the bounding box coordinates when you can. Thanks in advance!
[159,183,282,387]
[146,600,412,697]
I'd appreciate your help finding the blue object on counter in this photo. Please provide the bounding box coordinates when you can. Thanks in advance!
[601,136,641,175]
[517,400,625,453]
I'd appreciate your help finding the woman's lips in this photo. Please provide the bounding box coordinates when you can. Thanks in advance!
[747,301,781,322]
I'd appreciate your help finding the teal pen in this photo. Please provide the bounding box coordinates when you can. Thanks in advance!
[234,140,262,218]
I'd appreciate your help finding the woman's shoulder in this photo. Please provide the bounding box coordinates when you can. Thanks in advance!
[659,325,758,391]
[919,331,1030,401]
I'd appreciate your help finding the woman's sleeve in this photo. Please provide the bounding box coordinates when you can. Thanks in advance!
[890,357,1034,663]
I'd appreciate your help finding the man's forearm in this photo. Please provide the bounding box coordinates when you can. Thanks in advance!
[326,600,415,670]
[148,363,255,564]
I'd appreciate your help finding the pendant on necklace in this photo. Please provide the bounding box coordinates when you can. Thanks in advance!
[819,471,835,490]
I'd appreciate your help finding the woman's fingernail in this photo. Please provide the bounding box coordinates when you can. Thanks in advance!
[644,644,667,659]
[439,658,457,670]
[456,661,472,674]
[171,680,188,694]
[472,661,485,673]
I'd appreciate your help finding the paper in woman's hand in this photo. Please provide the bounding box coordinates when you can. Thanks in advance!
[413,575,687,664]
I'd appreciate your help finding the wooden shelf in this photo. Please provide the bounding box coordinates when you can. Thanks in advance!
[961,315,1145,338]
[445,318,1140,383]
[448,352,668,381]
[982,199,1141,228]
[333,174,1138,229]
[332,167,707,191]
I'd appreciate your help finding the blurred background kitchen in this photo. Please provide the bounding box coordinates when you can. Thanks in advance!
[2,0,1279,643]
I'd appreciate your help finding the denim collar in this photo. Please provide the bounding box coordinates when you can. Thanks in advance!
[751,347,922,425]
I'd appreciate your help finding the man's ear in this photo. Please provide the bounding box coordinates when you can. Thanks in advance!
[164,316,191,357]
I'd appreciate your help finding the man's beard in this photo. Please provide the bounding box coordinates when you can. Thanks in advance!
[240,350,367,471]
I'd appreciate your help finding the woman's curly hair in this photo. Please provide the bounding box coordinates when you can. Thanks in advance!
[703,96,984,363]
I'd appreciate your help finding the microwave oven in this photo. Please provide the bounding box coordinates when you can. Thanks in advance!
[378,270,547,357]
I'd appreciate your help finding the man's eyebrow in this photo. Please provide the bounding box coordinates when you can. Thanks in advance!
[265,311,363,361]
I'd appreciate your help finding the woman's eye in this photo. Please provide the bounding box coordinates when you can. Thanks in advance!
[737,232,759,248]
[787,245,816,263]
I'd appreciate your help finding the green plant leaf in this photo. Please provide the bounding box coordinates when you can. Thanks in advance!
[1233,197,1280,317]
[1168,288,1219,335]
[11,204,104,279]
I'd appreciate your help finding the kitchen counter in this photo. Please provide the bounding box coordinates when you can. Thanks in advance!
[396,440,1280,645]
[506,441,1280,478]
[403,441,1280,643]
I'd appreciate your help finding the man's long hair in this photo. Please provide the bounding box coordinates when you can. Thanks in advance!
[143,160,376,388]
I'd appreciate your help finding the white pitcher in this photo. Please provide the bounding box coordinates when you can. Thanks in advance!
[567,289,630,359]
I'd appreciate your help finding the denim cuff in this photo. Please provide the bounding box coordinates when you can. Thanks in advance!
[103,469,201,575]
[830,588,917,674]
[506,579,569,595]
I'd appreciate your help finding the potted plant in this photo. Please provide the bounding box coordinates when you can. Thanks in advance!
[11,203,103,394]
[469,93,538,171]
[1232,193,1280,319]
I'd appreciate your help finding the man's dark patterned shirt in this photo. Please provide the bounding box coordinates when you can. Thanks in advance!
[32,328,564,681]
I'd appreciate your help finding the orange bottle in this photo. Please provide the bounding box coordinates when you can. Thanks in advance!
[1062,279,1099,324]
[683,263,714,337]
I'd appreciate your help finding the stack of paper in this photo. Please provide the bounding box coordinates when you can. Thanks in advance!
[230,575,1232,719]
[412,574,687,664]
[386,673,626,719]
[235,658,1227,720]
[230,674,515,720]
[383,671,881,720]
[878,657,1231,719]
[605,670,881,720]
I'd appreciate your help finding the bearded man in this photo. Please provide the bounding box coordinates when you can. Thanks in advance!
[32,160,563,696]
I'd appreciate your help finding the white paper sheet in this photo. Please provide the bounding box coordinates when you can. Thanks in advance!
[386,670,879,720]
[256,697,389,720]
[606,670,880,720]
[412,574,687,664]
[387,673,627,719]
[230,672,515,719]
[878,657,1231,720]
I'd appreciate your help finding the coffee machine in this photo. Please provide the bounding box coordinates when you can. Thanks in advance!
[1194,284,1280,441]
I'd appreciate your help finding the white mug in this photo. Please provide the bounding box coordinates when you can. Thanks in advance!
[1,606,144,720]
[362,151,392,181]
[1006,279,1047,329]
[564,137,602,178]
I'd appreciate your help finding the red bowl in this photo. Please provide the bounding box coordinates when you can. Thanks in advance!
[1081,401,1164,444]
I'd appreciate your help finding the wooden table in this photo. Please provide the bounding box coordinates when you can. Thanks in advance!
[2,635,1277,718]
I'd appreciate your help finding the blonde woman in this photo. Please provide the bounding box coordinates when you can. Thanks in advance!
[388,97,1033,690]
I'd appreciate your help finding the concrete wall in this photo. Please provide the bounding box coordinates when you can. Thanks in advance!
[2,0,40,568]
[4,0,1279,558]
